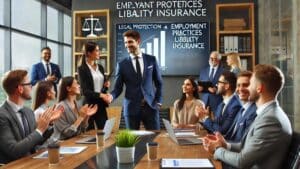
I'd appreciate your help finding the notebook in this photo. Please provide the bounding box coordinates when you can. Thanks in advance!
[162,119,202,145]
[75,118,116,144]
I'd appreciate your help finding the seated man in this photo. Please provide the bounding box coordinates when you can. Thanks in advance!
[196,71,241,134]
[225,71,257,142]
[0,70,62,164]
[203,64,292,169]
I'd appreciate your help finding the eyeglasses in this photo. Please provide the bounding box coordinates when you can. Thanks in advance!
[210,57,218,61]
[217,81,228,84]
[20,82,32,86]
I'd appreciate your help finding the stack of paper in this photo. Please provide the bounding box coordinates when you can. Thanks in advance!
[161,158,214,168]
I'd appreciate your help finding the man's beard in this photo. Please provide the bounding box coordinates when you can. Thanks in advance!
[21,93,32,100]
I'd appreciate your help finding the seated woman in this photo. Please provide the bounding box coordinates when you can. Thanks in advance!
[226,52,242,76]
[53,76,97,140]
[172,77,205,129]
[32,81,56,121]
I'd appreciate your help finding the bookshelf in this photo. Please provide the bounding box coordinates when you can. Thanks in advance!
[216,3,255,70]
[72,9,110,77]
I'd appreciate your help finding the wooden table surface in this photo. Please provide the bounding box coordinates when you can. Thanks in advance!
[3,131,221,169]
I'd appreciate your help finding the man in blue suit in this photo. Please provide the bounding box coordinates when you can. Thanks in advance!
[198,51,224,113]
[203,64,292,169]
[30,47,62,93]
[106,30,163,130]
[196,71,241,134]
[225,71,257,142]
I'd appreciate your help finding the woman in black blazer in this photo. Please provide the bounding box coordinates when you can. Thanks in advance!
[77,41,109,129]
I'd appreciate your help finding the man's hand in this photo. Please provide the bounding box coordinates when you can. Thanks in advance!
[36,108,53,133]
[195,106,209,120]
[100,93,113,104]
[46,75,57,82]
[208,87,217,94]
[202,132,227,154]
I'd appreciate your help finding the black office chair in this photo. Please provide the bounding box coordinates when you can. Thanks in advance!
[283,131,300,169]
[159,107,170,129]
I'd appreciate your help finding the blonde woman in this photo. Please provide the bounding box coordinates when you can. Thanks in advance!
[226,53,242,76]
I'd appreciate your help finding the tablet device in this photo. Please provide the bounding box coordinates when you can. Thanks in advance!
[198,81,213,93]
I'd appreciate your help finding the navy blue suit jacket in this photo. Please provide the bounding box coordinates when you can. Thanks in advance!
[30,62,61,88]
[203,94,241,134]
[199,65,224,112]
[111,53,163,116]
[225,102,257,142]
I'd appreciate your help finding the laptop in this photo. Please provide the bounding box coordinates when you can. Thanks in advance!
[162,119,202,145]
[76,118,116,144]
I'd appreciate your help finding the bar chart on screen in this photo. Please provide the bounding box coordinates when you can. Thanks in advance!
[116,22,210,75]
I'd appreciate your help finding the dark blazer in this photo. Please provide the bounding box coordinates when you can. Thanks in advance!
[203,94,241,134]
[111,53,163,116]
[199,65,224,112]
[78,63,108,129]
[0,101,43,164]
[225,102,257,142]
[30,62,62,91]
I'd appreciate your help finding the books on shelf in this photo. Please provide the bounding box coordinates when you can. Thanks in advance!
[224,18,246,30]
[220,36,251,54]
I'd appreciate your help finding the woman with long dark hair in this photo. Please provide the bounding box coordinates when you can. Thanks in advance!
[53,76,97,140]
[78,41,110,129]
[172,77,204,129]
[32,81,56,121]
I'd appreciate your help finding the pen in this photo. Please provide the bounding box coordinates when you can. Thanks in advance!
[173,160,178,166]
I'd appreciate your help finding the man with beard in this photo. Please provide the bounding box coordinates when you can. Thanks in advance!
[0,70,63,164]
[196,71,241,134]
[202,64,292,169]
[198,51,224,113]
[31,47,61,93]
[104,30,163,130]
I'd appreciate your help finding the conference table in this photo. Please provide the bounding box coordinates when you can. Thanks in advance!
[3,130,222,169]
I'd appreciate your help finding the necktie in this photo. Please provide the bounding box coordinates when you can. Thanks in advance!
[135,57,142,80]
[231,108,245,137]
[209,68,215,81]
[46,63,50,75]
[220,102,226,115]
[18,109,30,137]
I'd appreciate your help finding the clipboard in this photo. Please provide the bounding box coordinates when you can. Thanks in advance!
[198,81,214,93]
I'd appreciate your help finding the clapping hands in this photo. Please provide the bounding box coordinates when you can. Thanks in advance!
[202,132,227,154]
[79,104,98,118]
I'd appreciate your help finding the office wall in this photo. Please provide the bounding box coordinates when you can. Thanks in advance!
[72,0,255,107]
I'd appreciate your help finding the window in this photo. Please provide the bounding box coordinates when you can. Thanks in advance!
[0,0,5,25]
[64,14,71,44]
[47,42,59,64]
[64,46,72,76]
[47,6,59,41]
[0,28,4,74]
[11,32,41,73]
[11,0,41,35]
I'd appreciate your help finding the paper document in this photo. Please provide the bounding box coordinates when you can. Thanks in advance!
[175,132,198,137]
[161,158,214,168]
[33,146,87,159]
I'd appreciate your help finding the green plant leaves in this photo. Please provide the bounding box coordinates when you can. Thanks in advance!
[115,130,140,147]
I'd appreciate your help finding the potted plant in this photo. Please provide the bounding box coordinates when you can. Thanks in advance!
[115,130,140,163]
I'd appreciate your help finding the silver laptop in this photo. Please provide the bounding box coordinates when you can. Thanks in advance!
[162,119,202,145]
[76,118,116,144]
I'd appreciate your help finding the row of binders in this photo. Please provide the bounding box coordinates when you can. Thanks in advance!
[220,36,251,53]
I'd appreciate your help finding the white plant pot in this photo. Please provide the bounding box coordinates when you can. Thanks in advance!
[116,146,135,163]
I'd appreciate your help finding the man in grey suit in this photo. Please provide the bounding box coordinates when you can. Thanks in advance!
[203,64,292,169]
[0,70,62,164]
